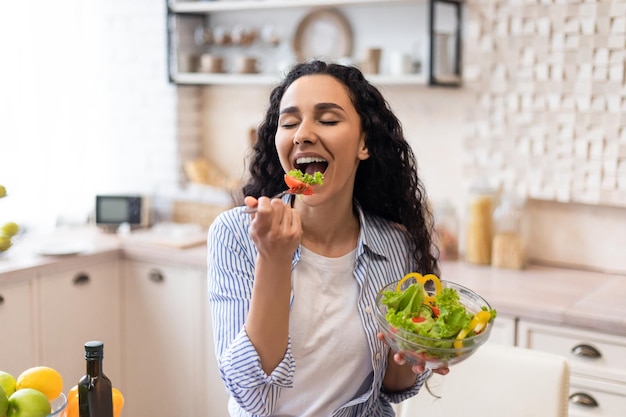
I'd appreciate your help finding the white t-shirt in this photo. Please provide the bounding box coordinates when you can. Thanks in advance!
[272,246,373,416]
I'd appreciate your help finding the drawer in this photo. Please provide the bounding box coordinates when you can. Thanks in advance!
[568,375,626,417]
[518,320,626,383]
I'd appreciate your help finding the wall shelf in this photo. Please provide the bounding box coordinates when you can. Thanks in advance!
[170,0,426,14]
[172,71,428,86]
[166,0,463,87]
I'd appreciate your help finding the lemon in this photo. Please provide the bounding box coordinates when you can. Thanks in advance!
[0,185,6,198]
[16,366,63,401]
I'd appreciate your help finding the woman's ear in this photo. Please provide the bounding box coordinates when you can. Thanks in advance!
[358,135,370,160]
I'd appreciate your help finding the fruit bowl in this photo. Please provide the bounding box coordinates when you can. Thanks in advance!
[375,279,494,369]
[48,393,67,417]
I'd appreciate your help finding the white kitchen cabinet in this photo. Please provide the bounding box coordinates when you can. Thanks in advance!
[167,0,463,87]
[0,277,38,376]
[569,375,626,417]
[518,320,626,417]
[123,260,228,417]
[487,314,516,346]
[38,261,123,390]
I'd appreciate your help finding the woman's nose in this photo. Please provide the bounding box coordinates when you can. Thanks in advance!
[293,121,317,145]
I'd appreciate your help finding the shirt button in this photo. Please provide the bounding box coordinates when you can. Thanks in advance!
[365,306,372,314]
[376,353,381,361]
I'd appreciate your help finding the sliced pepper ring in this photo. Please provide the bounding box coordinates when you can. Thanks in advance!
[421,274,442,303]
[395,272,423,291]
[395,272,443,304]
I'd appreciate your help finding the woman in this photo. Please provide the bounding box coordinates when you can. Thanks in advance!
[207,60,443,416]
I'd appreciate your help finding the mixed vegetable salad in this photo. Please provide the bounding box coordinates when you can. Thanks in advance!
[381,273,497,353]
[284,169,324,195]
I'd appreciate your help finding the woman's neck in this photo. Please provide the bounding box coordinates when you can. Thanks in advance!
[298,198,360,258]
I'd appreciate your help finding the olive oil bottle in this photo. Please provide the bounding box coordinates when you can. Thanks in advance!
[78,341,114,417]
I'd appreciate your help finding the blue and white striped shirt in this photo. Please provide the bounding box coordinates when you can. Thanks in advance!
[207,201,430,416]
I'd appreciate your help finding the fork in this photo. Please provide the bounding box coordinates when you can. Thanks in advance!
[243,190,297,213]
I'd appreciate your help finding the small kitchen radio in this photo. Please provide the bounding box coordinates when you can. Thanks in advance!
[95,195,151,231]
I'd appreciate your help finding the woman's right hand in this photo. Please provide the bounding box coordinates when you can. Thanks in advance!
[245,195,302,259]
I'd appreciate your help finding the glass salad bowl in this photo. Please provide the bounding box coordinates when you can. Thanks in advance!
[375,275,495,369]
[48,393,67,417]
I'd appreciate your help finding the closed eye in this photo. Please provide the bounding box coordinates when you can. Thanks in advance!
[280,119,338,128]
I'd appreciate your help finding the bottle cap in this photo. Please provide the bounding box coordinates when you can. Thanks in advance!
[84,341,105,359]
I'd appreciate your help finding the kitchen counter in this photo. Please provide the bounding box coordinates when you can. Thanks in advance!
[2,227,625,335]
[440,261,626,336]
[0,226,207,281]
[0,227,122,280]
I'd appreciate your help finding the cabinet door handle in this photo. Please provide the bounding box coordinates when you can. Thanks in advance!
[73,273,90,285]
[569,392,599,408]
[570,343,602,359]
[149,269,165,283]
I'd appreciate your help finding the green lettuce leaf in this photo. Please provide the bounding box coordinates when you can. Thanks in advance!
[287,169,324,185]
[434,287,472,338]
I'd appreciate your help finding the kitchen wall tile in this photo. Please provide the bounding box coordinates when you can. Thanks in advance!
[465,0,626,209]
[610,2,626,17]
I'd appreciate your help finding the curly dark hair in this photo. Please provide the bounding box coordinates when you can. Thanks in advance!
[242,60,439,275]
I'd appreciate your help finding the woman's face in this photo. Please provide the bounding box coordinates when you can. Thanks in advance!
[275,74,369,201]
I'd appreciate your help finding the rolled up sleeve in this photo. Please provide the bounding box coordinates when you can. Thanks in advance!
[380,368,431,404]
[219,328,295,414]
[208,209,296,415]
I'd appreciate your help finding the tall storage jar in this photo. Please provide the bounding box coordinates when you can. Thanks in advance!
[433,200,459,261]
[464,183,497,265]
[491,194,527,269]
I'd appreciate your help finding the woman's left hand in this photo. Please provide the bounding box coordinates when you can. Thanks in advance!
[377,332,449,376]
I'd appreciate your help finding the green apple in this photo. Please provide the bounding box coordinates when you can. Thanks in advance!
[0,386,9,417]
[7,388,51,417]
[0,371,16,397]
[1,222,19,238]
[0,236,11,252]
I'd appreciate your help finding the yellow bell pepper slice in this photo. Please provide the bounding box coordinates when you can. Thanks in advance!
[395,272,423,291]
[395,272,443,304]
[453,310,492,349]
[421,274,442,304]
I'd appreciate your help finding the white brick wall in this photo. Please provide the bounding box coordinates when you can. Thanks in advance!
[464,0,626,207]
[0,0,179,231]
[461,0,626,272]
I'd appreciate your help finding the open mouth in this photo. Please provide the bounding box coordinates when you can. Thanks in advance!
[295,156,328,176]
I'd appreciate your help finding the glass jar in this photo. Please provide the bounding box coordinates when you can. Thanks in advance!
[433,200,459,261]
[491,195,527,269]
[464,184,497,265]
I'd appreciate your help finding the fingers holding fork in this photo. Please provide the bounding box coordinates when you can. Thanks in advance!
[243,191,296,213]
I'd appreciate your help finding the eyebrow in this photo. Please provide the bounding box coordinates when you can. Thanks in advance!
[279,102,345,115]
